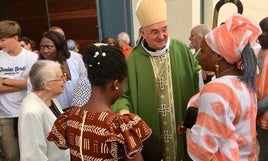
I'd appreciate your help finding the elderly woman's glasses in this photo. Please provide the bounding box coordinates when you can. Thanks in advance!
[39,76,66,89]
[47,76,66,83]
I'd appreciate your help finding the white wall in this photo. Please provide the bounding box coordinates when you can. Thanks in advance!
[131,0,140,44]
[166,0,193,43]
[204,0,268,28]
[132,0,268,46]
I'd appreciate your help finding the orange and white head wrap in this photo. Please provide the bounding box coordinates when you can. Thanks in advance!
[205,13,261,65]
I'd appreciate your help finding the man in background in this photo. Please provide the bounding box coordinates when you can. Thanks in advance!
[117,32,132,59]
[189,24,214,85]
[189,24,210,59]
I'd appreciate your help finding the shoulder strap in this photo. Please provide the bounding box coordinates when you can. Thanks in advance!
[49,100,62,117]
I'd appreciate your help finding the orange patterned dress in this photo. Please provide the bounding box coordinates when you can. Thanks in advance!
[47,107,152,161]
[187,76,257,161]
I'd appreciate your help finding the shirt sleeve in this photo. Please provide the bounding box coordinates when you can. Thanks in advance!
[47,112,70,150]
[106,113,152,159]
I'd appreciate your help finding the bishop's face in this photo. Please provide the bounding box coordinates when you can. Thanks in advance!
[141,21,168,50]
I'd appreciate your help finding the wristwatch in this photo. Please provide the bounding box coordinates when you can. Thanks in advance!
[1,78,7,85]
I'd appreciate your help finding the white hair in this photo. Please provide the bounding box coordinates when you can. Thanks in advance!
[194,24,210,39]
[29,60,61,90]
[117,32,130,44]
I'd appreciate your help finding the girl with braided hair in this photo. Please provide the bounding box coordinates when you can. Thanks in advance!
[48,43,152,161]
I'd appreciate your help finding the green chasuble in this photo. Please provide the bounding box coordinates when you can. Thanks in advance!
[112,38,200,161]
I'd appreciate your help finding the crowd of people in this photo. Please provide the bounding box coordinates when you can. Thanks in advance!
[0,0,268,160]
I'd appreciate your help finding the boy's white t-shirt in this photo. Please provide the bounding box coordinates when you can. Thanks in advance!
[0,48,38,118]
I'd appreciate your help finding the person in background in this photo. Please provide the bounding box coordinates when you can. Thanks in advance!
[71,47,92,107]
[256,16,268,161]
[101,37,117,46]
[189,24,214,86]
[75,41,80,53]
[71,73,91,107]
[0,20,38,161]
[117,32,132,59]
[48,29,87,108]
[29,39,37,51]
[19,36,32,51]
[48,44,151,161]
[18,60,70,161]
[19,37,39,54]
[48,27,87,109]
[189,24,210,59]
[112,0,200,160]
[67,39,80,53]
[38,31,86,110]
[48,26,65,37]
[48,26,85,65]
[186,13,261,161]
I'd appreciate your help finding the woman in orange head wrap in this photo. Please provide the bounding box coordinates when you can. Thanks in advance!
[186,13,261,161]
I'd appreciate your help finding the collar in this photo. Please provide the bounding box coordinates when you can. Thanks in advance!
[194,48,201,57]
[142,37,170,57]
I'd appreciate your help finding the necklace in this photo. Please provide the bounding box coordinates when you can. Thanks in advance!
[217,67,236,77]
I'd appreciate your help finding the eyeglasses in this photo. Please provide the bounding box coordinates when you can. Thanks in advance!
[48,79,65,83]
[47,76,66,83]
[39,75,66,89]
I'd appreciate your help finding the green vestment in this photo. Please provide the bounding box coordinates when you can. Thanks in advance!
[112,38,200,161]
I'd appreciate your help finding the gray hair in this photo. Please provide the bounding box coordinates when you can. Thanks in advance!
[66,39,76,51]
[29,60,61,90]
[117,32,130,44]
[194,24,210,39]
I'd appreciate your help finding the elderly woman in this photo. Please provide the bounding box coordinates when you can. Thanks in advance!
[185,14,261,161]
[18,60,70,161]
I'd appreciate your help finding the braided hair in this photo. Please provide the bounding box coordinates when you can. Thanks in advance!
[239,43,257,92]
[82,43,128,89]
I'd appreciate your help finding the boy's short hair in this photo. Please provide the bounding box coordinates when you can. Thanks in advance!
[0,20,21,38]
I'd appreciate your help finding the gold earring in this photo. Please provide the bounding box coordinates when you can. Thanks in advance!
[215,64,219,76]
[115,87,119,90]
